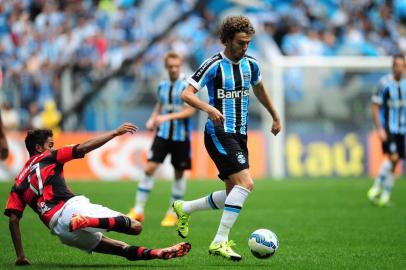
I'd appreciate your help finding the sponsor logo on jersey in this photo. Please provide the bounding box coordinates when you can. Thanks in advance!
[217,89,249,99]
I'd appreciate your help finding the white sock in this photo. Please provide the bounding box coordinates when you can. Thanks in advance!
[382,173,394,199]
[373,160,392,189]
[134,174,154,213]
[182,190,227,214]
[212,185,250,244]
[167,176,187,213]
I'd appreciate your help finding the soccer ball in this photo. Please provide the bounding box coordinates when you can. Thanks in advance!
[248,229,279,259]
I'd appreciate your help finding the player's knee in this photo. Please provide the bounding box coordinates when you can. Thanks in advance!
[130,219,142,235]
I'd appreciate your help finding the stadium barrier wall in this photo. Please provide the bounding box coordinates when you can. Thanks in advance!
[0,131,399,181]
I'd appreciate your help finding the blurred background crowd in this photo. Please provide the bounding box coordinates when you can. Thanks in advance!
[0,0,406,132]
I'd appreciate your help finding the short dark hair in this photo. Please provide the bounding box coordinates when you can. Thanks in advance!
[219,16,255,44]
[393,54,405,63]
[25,129,53,156]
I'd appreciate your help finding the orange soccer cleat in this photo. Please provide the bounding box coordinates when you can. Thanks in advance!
[127,208,144,222]
[156,242,192,260]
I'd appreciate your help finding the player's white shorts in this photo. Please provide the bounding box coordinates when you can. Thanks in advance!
[50,195,121,252]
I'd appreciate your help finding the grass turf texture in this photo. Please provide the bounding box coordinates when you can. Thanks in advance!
[0,178,405,270]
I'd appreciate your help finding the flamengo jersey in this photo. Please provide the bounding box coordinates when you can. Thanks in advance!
[157,75,192,141]
[188,52,262,135]
[372,73,406,134]
[4,146,83,228]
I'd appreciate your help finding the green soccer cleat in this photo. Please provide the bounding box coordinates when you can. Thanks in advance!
[173,200,190,238]
[208,240,242,261]
[367,186,381,204]
[377,194,391,207]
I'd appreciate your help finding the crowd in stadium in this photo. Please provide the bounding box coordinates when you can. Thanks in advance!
[0,0,406,131]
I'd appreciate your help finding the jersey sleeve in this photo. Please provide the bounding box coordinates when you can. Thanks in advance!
[4,186,26,218]
[187,55,221,91]
[248,58,262,86]
[372,77,388,105]
[53,144,84,164]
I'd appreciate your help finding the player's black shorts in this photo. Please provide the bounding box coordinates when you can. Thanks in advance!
[204,131,249,180]
[148,136,191,170]
[382,132,405,158]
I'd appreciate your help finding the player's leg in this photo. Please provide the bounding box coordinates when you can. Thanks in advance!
[161,140,191,226]
[208,169,252,261]
[128,161,160,221]
[173,133,234,237]
[378,153,399,206]
[368,136,393,202]
[128,137,169,221]
[70,214,142,235]
[93,236,191,260]
[161,169,186,226]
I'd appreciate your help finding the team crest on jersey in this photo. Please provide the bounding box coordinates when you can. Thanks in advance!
[38,201,51,215]
[243,72,250,81]
[236,152,246,164]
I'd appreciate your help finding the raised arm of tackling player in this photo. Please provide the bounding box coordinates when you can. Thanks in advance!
[75,123,138,156]
[252,81,281,136]
[181,85,225,126]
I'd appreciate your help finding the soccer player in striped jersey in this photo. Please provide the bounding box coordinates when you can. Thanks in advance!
[368,54,406,207]
[4,123,191,266]
[174,16,281,261]
[128,52,196,226]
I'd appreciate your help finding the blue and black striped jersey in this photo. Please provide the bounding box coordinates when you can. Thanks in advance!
[188,52,262,135]
[372,73,406,134]
[156,75,192,141]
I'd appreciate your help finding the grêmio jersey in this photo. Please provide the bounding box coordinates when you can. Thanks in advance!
[156,75,192,141]
[188,52,262,135]
[372,73,406,135]
[4,145,84,229]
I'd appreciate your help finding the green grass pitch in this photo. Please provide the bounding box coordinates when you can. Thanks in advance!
[1,178,405,270]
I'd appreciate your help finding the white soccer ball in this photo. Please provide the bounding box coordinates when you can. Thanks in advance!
[248,229,279,259]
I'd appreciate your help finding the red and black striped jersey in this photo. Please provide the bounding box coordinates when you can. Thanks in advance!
[4,145,84,228]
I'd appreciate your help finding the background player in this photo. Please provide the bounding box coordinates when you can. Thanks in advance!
[175,16,281,261]
[128,52,196,226]
[368,54,406,206]
[4,123,191,266]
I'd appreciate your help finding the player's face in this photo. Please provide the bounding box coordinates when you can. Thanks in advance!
[37,137,54,153]
[166,57,182,81]
[393,57,405,80]
[226,32,251,61]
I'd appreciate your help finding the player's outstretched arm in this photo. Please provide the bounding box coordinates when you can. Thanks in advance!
[252,82,281,136]
[76,123,138,156]
[0,112,9,160]
[9,214,31,266]
[181,85,224,125]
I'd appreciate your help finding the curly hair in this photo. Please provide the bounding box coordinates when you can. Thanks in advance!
[219,16,255,44]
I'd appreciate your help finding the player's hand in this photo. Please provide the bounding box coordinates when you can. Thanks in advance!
[0,137,8,160]
[115,123,138,136]
[146,119,156,131]
[207,107,225,126]
[15,256,30,266]
[154,115,169,126]
[271,118,281,136]
[378,127,387,141]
